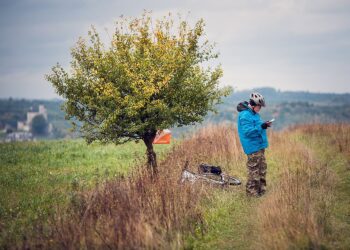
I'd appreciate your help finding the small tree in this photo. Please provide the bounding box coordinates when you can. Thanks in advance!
[31,114,48,135]
[46,12,230,174]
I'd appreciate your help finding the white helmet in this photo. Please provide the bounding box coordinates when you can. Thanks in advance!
[250,92,265,107]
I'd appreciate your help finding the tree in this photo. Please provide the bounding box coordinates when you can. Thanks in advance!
[46,12,231,174]
[31,114,48,135]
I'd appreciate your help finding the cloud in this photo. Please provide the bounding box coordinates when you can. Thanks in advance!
[0,0,350,99]
[0,70,59,99]
[185,0,350,44]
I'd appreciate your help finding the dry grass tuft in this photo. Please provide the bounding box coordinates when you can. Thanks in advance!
[19,124,243,249]
[253,124,350,249]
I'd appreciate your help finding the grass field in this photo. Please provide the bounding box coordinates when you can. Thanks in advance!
[0,139,172,245]
[1,124,349,249]
[185,124,350,249]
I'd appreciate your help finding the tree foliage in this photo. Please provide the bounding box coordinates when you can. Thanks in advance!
[31,115,48,135]
[46,12,230,172]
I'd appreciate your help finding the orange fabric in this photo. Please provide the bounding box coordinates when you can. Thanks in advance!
[153,131,171,144]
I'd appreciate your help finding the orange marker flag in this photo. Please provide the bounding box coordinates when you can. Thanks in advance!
[153,129,172,144]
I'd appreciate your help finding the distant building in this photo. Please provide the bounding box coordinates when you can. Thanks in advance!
[17,121,29,132]
[5,132,34,142]
[1,124,15,133]
[17,105,52,133]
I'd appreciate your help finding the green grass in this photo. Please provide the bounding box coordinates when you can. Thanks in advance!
[183,149,281,249]
[298,133,350,249]
[185,129,350,249]
[185,190,255,250]
[0,139,172,243]
[2,126,349,249]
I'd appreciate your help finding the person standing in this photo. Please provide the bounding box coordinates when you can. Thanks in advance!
[237,92,271,197]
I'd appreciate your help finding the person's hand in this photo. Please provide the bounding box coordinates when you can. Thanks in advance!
[261,121,272,129]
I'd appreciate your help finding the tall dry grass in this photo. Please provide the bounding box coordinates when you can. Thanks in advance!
[18,124,243,249]
[10,123,349,249]
[254,124,350,249]
[295,123,350,159]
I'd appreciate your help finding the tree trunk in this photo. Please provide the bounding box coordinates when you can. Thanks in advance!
[143,129,158,175]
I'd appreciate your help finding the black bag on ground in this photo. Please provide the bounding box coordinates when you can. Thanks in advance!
[198,163,222,175]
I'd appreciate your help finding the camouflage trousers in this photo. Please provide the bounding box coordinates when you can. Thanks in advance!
[246,149,267,197]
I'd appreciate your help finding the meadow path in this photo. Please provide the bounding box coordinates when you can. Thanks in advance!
[187,125,350,249]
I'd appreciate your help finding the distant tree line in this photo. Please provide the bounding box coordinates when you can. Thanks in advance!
[1,88,349,138]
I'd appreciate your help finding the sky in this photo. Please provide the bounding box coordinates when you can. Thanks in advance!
[0,0,350,99]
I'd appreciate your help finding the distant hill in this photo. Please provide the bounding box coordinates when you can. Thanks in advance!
[1,88,350,138]
[204,87,350,131]
[224,87,350,105]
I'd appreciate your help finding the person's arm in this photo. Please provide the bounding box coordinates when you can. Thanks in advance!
[239,115,263,137]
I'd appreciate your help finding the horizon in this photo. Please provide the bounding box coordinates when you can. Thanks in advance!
[1,86,350,101]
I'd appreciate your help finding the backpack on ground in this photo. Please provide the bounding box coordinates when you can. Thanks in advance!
[198,163,222,175]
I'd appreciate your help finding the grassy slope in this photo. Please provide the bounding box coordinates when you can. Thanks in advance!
[186,125,350,249]
[0,139,172,243]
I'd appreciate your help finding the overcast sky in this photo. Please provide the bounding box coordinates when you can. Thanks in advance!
[1,0,349,99]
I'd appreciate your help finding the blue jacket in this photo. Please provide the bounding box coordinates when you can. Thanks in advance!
[237,101,268,155]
